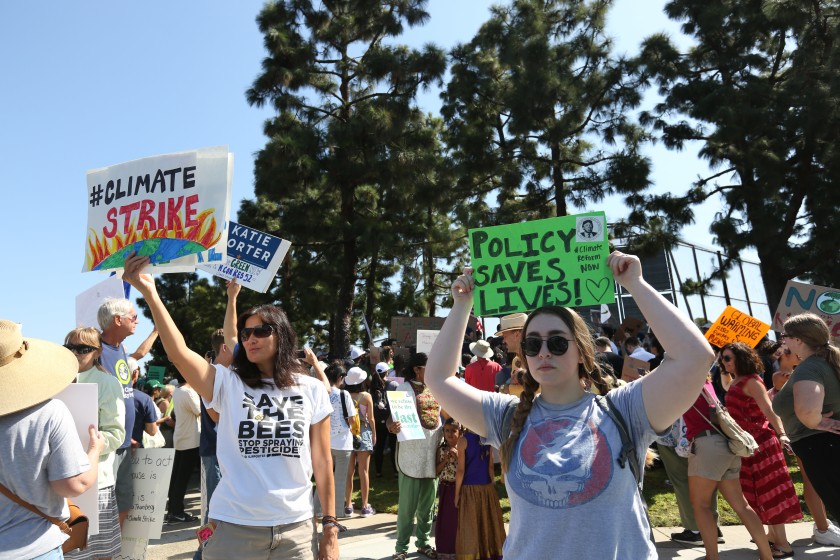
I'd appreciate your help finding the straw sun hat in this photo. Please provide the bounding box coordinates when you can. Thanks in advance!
[0,320,78,416]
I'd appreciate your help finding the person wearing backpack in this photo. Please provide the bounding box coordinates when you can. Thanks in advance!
[344,367,376,517]
[425,252,723,560]
[321,362,357,520]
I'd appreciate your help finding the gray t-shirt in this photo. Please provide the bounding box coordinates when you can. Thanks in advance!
[482,382,659,559]
[772,354,840,442]
[0,399,90,560]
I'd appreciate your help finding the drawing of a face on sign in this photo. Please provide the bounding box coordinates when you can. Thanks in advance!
[816,292,840,315]
[576,216,604,242]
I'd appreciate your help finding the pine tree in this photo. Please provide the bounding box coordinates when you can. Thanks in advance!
[441,0,652,224]
[634,0,840,308]
[246,0,447,355]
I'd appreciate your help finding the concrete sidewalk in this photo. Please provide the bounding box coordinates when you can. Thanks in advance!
[147,488,838,560]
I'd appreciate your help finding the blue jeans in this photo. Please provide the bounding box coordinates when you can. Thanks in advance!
[30,546,63,560]
[194,454,222,560]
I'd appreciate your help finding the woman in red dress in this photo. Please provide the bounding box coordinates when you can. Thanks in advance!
[720,342,802,558]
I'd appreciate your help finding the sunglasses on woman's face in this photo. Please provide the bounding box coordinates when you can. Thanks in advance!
[721,354,734,363]
[521,336,570,357]
[239,324,274,342]
[64,343,98,355]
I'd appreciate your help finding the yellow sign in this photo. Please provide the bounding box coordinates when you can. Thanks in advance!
[704,306,770,348]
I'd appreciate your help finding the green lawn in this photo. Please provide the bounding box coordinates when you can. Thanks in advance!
[351,451,811,526]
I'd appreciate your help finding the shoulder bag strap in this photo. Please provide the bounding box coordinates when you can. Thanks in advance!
[0,481,70,532]
[340,390,351,428]
[594,395,654,544]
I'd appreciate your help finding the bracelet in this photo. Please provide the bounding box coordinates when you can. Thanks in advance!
[320,515,338,525]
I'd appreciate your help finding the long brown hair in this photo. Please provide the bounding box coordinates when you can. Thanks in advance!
[498,306,609,472]
[784,313,840,381]
[232,305,305,389]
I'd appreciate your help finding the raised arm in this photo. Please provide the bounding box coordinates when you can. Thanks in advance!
[425,267,488,437]
[122,253,216,401]
[608,252,716,432]
[303,348,330,392]
[223,281,240,353]
[130,328,159,360]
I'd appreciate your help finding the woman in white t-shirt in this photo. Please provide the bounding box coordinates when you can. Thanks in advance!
[122,254,338,560]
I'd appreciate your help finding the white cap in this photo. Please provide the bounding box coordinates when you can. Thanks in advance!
[375,362,390,374]
[348,346,366,360]
[345,366,367,385]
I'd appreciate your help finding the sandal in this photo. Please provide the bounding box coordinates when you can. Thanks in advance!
[771,545,794,559]
[417,545,438,559]
[392,554,407,560]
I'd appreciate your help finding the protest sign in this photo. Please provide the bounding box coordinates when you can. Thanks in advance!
[114,537,148,560]
[84,146,232,272]
[75,275,127,329]
[621,356,650,382]
[54,384,100,535]
[198,221,291,293]
[705,306,770,348]
[416,330,440,354]
[387,391,425,442]
[146,365,166,383]
[390,316,479,348]
[469,212,614,316]
[773,280,840,343]
[121,448,175,540]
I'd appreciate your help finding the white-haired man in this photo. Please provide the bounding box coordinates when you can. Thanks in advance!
[98,297,158,525]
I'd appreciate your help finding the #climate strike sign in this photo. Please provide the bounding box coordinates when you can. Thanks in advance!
[84,146,232,272]
[198,221,291,293]
[469,212,614,316]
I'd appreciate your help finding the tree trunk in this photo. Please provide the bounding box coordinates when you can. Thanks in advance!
[551,143,568,216]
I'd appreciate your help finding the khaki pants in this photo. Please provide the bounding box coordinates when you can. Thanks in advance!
[202,518,318,560]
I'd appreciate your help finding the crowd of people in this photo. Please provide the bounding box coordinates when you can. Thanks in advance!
[2,249,840,560]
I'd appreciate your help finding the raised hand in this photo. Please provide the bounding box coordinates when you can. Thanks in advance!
[122,253,156,296]
[607,250,642,288]
[451,266,475,304]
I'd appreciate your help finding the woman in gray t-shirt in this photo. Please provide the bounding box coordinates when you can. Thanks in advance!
[772,313,840,526]
[425,252,716,559]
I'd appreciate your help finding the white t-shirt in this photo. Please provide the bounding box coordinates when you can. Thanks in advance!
[172,385,201,451]
[207,364,332,526]
[629,348,656,362]
[329,387,356,451]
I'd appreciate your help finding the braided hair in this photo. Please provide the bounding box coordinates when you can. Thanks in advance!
[498,305,610,472]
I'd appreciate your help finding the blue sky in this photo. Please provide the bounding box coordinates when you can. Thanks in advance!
[0,1,768,350]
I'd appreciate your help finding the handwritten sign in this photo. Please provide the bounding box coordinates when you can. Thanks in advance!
[84,146,232,272]
[416,330,440,354]
[121,448,175,539]
[198,221,291,293]
[773,280,840,344]
[621,356,650,382]
[115,537,148,560]
[54,383,100,535]
[469,212,614,316]
[146,365,166,383]
[387,391,425,442]
[705,306,770,348]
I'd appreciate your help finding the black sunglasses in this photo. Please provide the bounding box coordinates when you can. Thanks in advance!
[64,343,98,355]
[521,336,570,357]
[239,324,274,342]
[721,355,734,363]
